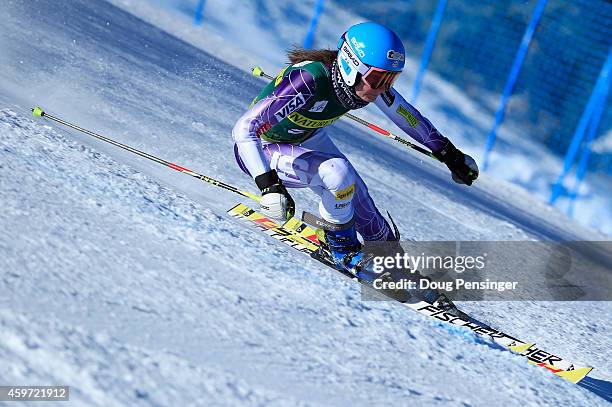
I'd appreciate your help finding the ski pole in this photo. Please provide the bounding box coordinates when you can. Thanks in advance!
[251,66,438,160]
[31,106,261,202]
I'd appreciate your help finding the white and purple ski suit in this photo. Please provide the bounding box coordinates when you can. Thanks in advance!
[232,61,450,241]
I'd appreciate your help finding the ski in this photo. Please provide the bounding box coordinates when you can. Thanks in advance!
[227,203,593,384]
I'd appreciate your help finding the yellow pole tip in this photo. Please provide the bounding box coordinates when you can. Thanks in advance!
[252,66,263,77]
[32,106,44,117]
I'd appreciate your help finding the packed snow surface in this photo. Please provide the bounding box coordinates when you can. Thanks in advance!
[1,1,610,406]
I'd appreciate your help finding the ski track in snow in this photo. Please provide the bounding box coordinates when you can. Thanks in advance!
[1,0,610,405]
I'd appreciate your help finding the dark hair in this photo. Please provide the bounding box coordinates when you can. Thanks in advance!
[287,46,338,66]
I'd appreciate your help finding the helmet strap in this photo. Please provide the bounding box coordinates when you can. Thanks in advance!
[331,59,369,110]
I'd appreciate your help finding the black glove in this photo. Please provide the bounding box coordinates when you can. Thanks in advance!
[433,142,479,186]
[255,169,295,221]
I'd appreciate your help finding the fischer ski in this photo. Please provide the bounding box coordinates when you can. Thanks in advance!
[227,203,593,384]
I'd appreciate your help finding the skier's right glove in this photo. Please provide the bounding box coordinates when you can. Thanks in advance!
[433,141,479,186]
[255,169,295,222]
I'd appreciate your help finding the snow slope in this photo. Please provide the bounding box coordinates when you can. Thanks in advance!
[1,0,610,405]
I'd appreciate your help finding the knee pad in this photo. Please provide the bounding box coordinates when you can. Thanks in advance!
[318,157,356,196]
[317,157,356,224]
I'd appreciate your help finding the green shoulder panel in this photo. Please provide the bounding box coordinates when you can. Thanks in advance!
[250,61,350,144]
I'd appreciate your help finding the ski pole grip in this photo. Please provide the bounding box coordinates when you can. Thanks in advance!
[252,66,263,77]
[32,106,45,117]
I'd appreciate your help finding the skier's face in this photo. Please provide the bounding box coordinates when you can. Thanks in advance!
[354,77,387,102]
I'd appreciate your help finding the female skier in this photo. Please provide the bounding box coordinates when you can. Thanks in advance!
[232,22,478,278]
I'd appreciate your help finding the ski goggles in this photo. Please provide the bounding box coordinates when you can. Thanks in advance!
[338,33,402,90]
[361,66,401,90]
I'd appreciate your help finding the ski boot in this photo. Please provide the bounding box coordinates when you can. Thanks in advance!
[382,217,469,319]
[316,223,366,274]
[316,223,411,302]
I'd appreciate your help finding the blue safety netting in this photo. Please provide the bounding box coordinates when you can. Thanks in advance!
[337,0,611,175]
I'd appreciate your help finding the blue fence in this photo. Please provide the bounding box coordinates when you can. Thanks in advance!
[303,0,325,49]
[339,0,611,219]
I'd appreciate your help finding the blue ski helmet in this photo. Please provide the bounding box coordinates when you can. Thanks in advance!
[336,22,405,87]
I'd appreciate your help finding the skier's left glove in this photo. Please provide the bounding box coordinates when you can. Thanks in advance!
[434,141,479,186]
[255,169,295,222]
